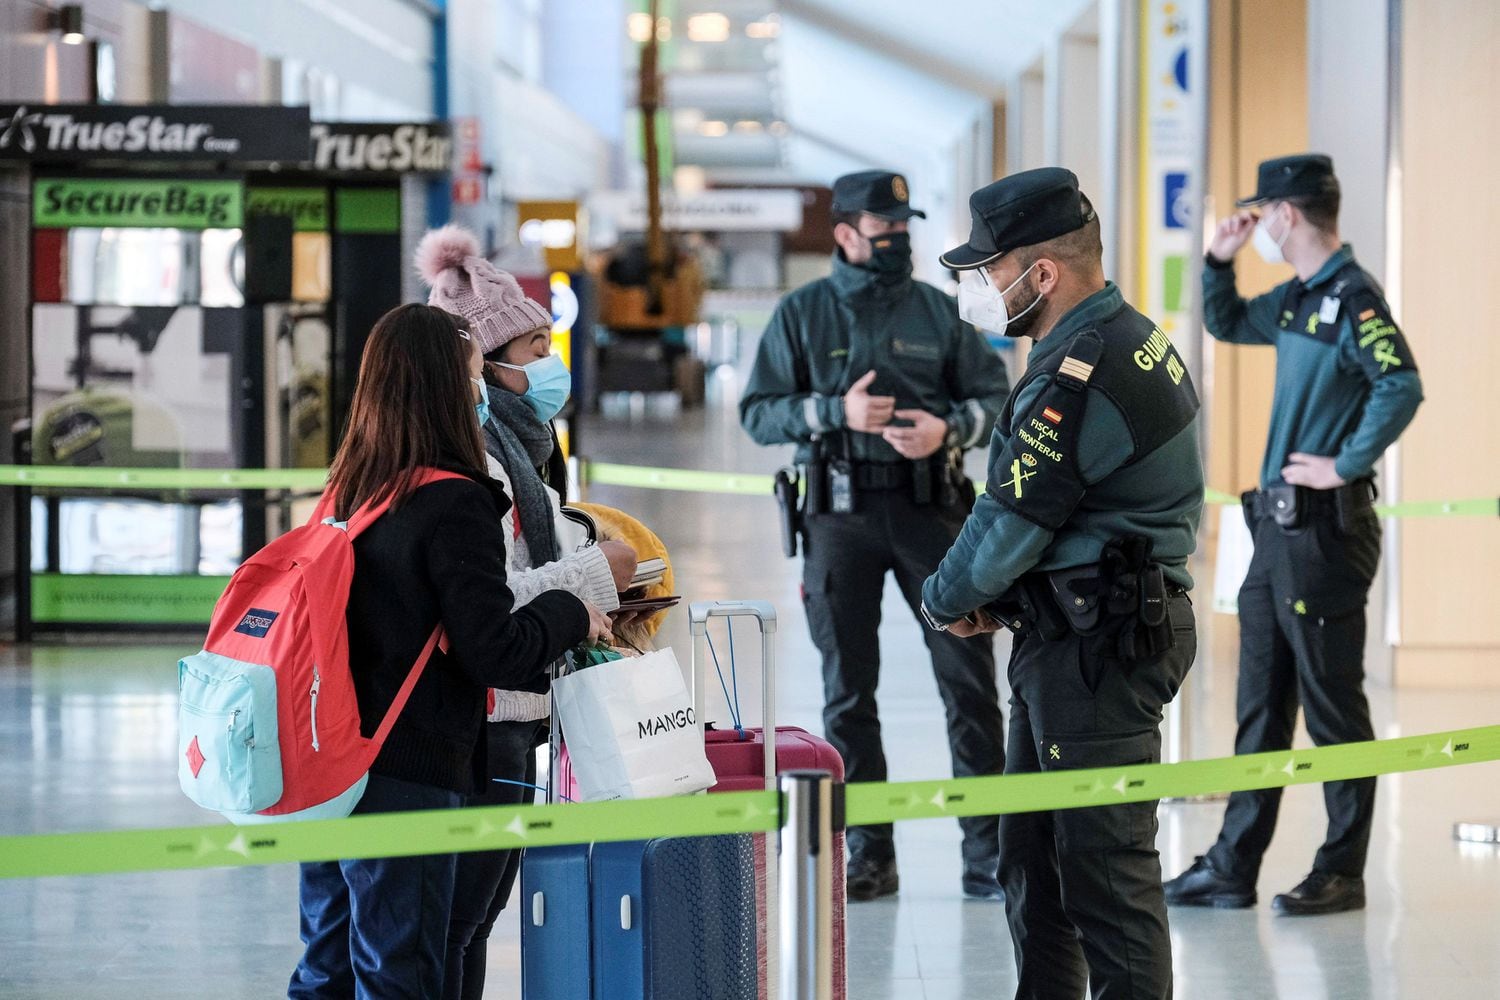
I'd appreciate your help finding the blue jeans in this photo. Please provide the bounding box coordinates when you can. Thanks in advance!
[288,773,462,1000]
[444,718,547,1000]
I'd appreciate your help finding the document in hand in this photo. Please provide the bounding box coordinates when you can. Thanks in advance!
[614,595,682,615]
[630,557,668,589]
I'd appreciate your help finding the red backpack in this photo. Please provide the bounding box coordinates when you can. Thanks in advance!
[177,469,461,824]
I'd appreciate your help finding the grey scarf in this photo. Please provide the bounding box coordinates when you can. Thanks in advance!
[484,391,559,565]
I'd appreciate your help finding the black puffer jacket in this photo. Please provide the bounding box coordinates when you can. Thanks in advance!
[346,471,588,794]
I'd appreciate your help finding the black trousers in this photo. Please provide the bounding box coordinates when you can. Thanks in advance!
[801,489,1004,871]
[1000,594,1195,1000]
[1207,505,1381,883]
[443,718,548,1000]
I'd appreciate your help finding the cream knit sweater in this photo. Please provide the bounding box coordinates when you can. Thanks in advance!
[485,453,620,722]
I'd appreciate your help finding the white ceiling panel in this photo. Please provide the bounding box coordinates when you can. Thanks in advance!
[779,12,986,172]
[780,0,1097,94]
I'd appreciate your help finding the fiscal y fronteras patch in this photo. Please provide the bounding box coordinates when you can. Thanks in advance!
[234,609,280,638]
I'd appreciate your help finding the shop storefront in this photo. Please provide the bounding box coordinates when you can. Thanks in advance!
[3,103,451,635]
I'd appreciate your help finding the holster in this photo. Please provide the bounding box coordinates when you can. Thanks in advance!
[912,456,933,506]
[1334,478,1377,534]
[912,448,966,509]
[1117,563,1173,663]
[774,466,802,559]
[1042,535,1177,664]
[1266,484,1304,530]
[984,575,1071,642]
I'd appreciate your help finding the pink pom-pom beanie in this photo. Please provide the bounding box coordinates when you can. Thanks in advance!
[413,224,553,355]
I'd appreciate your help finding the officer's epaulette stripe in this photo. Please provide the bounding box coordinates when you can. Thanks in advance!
[1058,357,1095,383]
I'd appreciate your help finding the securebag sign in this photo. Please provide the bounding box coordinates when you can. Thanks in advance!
[33,178,243,229]
[553,648,717,802]
[0,104,311,163]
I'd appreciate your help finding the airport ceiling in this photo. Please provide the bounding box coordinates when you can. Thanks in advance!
[659,0,1097,182]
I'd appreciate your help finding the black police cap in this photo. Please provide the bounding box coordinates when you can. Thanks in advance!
[831,170,926,221]
[940,167,1095,271]
[1237,153,1340,208]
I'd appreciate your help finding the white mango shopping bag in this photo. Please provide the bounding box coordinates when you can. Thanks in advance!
[553,648,717,802]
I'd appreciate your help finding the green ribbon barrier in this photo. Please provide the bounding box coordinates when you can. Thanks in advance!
[1203,488,1242,507]
[584,461,775,496]
[1374,497,1499,518]
[847,722,1500,825]
[3,724,1498,880]
[0,790,779,881]
[0,465,1493,516]
[0,465,328,491]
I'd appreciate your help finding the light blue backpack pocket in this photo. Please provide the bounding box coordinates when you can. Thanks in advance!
[177,652,283,815]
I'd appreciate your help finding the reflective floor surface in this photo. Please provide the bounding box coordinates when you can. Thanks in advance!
[4,379,1500,998]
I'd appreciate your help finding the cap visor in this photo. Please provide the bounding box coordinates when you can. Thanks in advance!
[939,242,1003,271]
[1235,194,1270,208]
[868,205,926,221]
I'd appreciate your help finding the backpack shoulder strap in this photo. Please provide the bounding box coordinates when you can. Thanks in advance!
[317,468,471,539]
[372,624,449,745]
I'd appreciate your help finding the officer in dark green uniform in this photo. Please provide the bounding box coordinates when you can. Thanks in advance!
[1165,154,1423,916]
[741,170,1010,902]
[920,167,1203,1000]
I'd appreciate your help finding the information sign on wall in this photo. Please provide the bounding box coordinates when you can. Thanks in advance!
[1137,0,1204,342]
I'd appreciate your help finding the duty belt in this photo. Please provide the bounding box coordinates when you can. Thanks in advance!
[1245,479,1375,523]
[853,462,913,492]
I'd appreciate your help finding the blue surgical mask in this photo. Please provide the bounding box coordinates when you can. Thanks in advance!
[496,354,572,422]
[471,377,491,427]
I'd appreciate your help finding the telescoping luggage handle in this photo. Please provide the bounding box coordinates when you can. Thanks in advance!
[688,599,778,789]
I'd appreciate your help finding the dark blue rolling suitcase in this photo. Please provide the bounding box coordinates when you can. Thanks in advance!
[520,836,758,999]
[590,836,758,999]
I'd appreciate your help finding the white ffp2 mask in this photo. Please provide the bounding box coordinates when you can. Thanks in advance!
[957,264,1041,337]
[1252,207,1290,264]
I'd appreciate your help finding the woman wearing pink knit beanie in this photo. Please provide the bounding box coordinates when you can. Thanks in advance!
[415,224,637,1000]
[415,225,554,354]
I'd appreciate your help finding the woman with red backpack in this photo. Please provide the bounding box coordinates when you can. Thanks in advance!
[287,302,610,1000]
[416,225,642,1000]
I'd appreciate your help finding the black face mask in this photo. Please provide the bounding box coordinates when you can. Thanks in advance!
[863,230,912,278]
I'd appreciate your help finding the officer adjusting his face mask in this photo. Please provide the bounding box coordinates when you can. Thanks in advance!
[1164,153,1423,921]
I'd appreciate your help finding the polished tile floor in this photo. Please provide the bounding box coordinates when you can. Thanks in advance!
[4,379,1500,998]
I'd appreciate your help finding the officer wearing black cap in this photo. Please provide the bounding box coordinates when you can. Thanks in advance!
[920,166,1204,999]
[741,169,1010,902]
[1165,154,1423,916]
